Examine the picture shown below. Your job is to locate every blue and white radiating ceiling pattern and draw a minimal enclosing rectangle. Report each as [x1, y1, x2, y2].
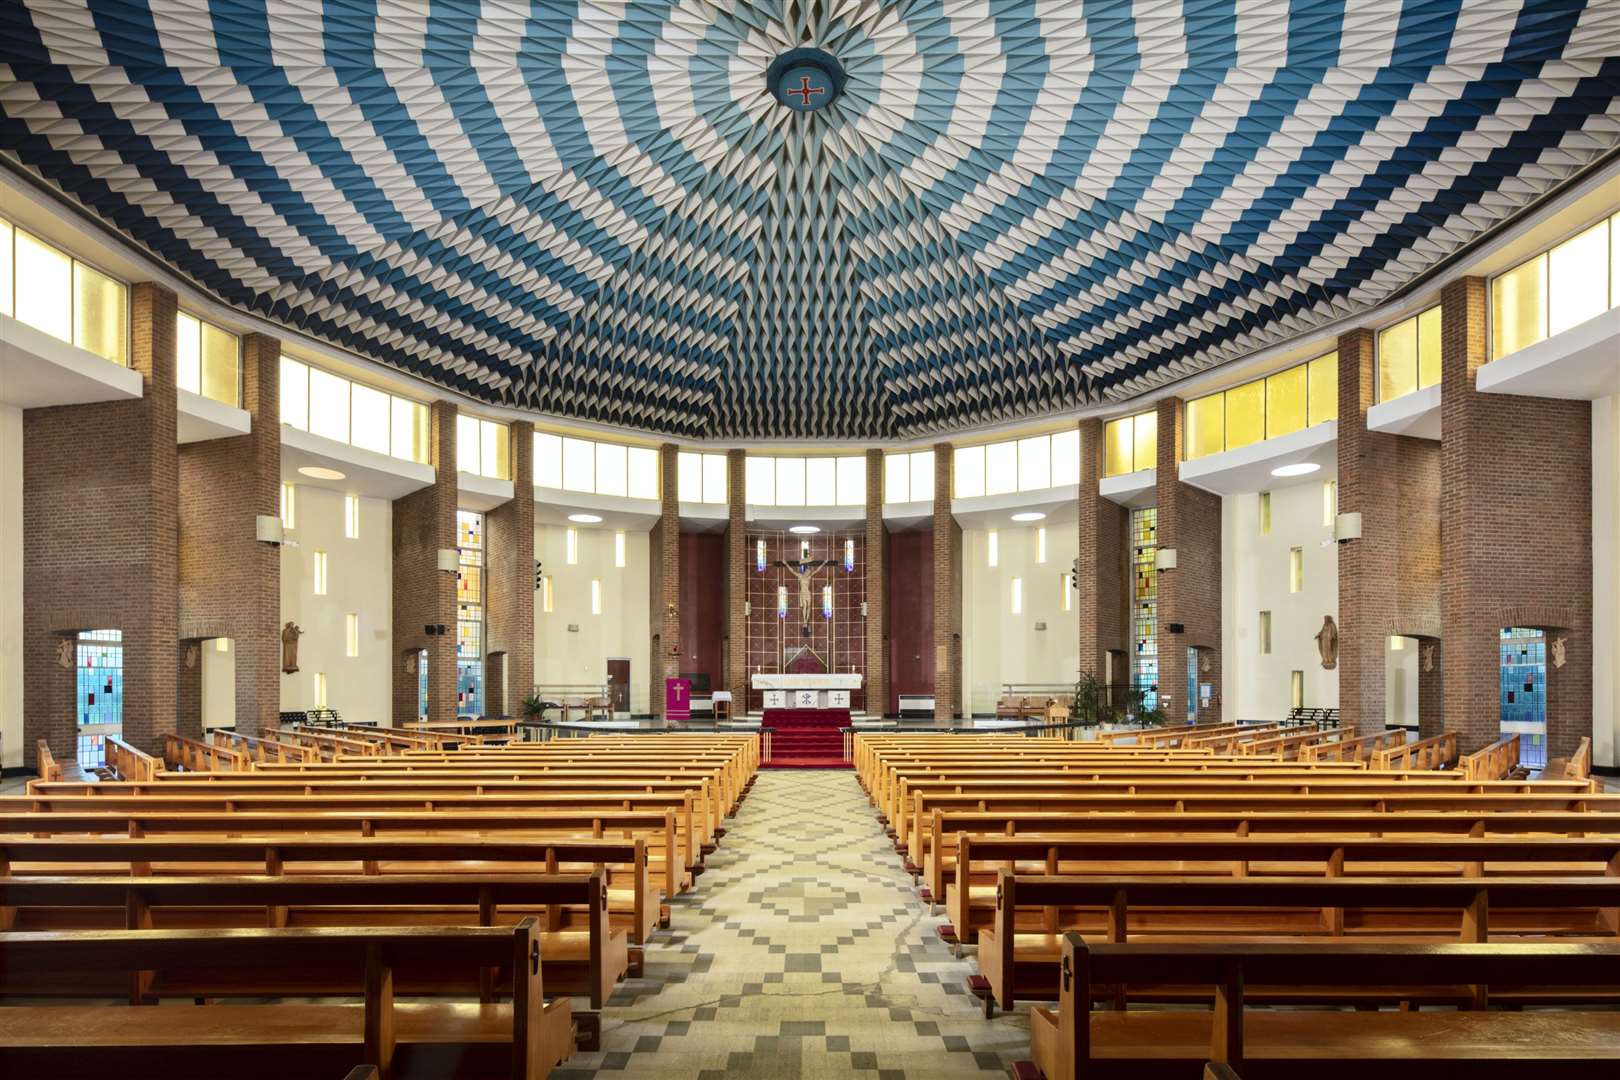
[2, 1, 1618, 439]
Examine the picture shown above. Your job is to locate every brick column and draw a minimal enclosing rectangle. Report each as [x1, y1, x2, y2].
[485, 419, 534, 717]
[392, 400, 458, 724]
[24, 281, 180, 758]
[1155, 398, 1221, 724]
[176, 331, 281, 736]
[650, 444, 681, 718]
[1336, 328, 1443, 735]
[863, 449, 888, 717]
[1077, 418, 1126, 681]
[931, 443, 962, 721]
[724, 449, 748, 708]
[1440, 276, 1591, 756]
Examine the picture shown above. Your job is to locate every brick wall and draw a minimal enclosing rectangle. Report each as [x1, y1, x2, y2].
[24, 282, 180, 758]
[864, 449, 888, 716]
[725, 449, 748, 706]
[1336, 328, 1444, 735]
[391, 400, 457, 724]
[484, 419, 534, 717]
[932, 443, 962, 720]
[1154, 397, 1222, 724]
[176, 331, 281, 736]
[649, 443, 680, 717]
[1440, 276, 1592, 756]
[1077, 418, 1126, 679]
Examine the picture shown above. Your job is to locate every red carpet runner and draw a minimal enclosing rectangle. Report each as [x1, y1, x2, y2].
[760, 708, 852, 769]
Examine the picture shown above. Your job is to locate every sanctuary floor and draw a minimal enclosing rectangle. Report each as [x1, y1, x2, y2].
[553, 769, 1028, 1078]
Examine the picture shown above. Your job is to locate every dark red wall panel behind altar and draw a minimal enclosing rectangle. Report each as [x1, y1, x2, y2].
[744, 531, 867, 712]
[678, 532, 726, 693]
[887, 527, 935, 715]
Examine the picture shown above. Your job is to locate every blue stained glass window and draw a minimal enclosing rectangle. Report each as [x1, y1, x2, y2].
[1130, 509, 1159, 710]
[1499, 627, 1547, 769]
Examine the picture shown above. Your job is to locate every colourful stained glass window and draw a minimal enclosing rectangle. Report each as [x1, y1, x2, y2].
[1130, 508, 1158, 709]
[822, 585, 833, 619]
[756, 539, 767, 573]
[1500, 627, 1547, 769]
[455, 511, 484, 716]
[777, 586, 788, 619]
[843, 538, 855, 572]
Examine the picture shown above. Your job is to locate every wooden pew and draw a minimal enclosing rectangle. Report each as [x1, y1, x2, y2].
[0, 805, 688, 906]
[34, 739, 63, 783]
[163, 731, 252, 773]
[1461, 733, 1521, 780]
[212, 728, 319, 763]
[1546, 736, 1594, 781]
[104, 735, 158, 782]
[1370, 730, 1458, 771]
[0, 870, 627, 1011]
[921, 808, 1620, 911]
[0, 919, 571, 1079]
[946, 833, 1620, 949]
[1299, 729, 1404, 764]
[976, 872, 1620, 1016]
[1032, 934, 1620, 1080]
[0, 834, 658, 947]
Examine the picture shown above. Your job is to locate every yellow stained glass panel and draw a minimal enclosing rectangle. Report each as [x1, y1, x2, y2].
[1548, 220, 1609, 337]
[14, 229, 71, 342]
[72, 261, 128, 367]
[392, 397, 430, 463]
[1379, 317, 1418, 402]
[1612, 210, 1620, 310]
[1491, 254, 1546, 360]
[1133, 410, 1157, 471]
[1224, 380, 1265, 451]
[1185, 394, 1225, 460]
[0, 220, 12, 318]
[199, 320, 238, 405]
[1264, 364, 1307, 439]
[1104, 417, 1135, 477]
[1416, 307, 1442, 389]
[1307, 352, 1338, 425]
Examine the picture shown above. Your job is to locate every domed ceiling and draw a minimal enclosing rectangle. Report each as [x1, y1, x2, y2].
[2, 1, 1617, 440]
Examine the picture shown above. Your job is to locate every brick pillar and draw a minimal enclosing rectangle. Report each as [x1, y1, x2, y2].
[24, 281, 179, 758]
[392, 401, 458, 724]
[650, 444, 681, 718]
[725, 449, 748, 708]
[932, 443, 962, 721]
[864, 449, 888, 717]
[177, 331, 281, 737]
[1440, 276, 1591, 756]
[1155, 398, 1221, 725]
[1077, 418, 1126, 680]
[485, 419, 534, 717]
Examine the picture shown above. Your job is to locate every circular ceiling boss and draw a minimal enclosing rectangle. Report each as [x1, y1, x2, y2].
[766, 48, 846, 113]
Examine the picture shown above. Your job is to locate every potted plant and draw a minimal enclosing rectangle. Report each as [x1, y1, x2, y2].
[520, 693, 548, 722]
[1070, 672, 1109, 729]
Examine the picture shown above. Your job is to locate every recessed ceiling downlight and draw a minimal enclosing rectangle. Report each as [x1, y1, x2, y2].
[297, 466, 346, 481]
[1010, 512, 1046, 523]
[567, 513, 604, 524]
[789, 525, 820, 534]
[1270, 462, 1321, 478]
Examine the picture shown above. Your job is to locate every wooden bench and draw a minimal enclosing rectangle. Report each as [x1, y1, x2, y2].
[105, 734, 158, 782]
[0, 833, 658, 947]
[34, 739, 63, 783]
[1370, 730, 1458, 771]
[0, 919, 571, 1079]
[163, 731, 252, 773]
[946, 833, 1620, 950]
[0, 870, 627, 1011]
[1546, 736, 1594, 781]
[1029, 934, 1620, 1080]
[1298, 729, 1405, 764]
[1461, 733, 1521, 780]
[920, 808, 1620, 912]
[976, 872, 1620, 1016]
[212, 727, 320, 763]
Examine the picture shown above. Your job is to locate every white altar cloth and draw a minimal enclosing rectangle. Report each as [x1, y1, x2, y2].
[750, 673, 862, 690]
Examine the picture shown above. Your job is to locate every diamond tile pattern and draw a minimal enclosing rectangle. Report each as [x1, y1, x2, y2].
[553, 770, 1026, 1078]
[1, 2, 1617, 438]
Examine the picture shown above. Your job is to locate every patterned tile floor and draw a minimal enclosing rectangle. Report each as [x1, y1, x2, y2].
[552, 769, 1029, 1078]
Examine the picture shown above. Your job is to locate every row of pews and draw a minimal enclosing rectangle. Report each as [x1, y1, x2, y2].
[854, 727, 1617, 1079]
[4, 730, 759, 1079]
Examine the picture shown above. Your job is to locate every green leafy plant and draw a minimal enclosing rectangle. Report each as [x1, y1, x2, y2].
[520, 693, 547, 719]
[1070, 672, 1112, 728]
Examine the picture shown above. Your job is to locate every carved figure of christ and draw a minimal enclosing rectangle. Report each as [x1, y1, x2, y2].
[774, 558, 834, 631]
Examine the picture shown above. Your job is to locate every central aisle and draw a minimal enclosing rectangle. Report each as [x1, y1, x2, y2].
[554, 770, 1027, 1078]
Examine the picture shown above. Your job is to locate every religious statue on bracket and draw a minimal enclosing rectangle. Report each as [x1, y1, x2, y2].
[1552, 636, 1567, 669]
[1421, 643, 1436, 673]
[280, 621, 303, 674]
[403, 651, 418, 676]
[55, 637, 74, 669]
[1315, 615, 1339, 670]
[184, 643, 199, 670]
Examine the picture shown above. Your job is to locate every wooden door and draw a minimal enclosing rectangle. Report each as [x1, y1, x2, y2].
[607, 658, 630, 714]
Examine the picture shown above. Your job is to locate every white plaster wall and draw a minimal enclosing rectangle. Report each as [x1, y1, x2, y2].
[535, 524, 651, 714]
[1385, 637, 1421, 727]
[1593, 395, 1619, 768]
[0, 405, 21, 769]
[278, 485, 393, 722]
[961, 525, 1080, 716]
[1220, 476, 1339, 722]
[201, 638, 235, 729]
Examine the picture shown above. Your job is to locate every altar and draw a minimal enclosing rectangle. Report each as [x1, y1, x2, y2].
[752, 672, 862, 710]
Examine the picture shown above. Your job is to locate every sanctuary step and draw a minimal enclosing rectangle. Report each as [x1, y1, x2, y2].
[761, 708, 852, 769]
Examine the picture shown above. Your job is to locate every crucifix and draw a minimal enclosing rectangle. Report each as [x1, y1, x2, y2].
[774, 555, 835, 635]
